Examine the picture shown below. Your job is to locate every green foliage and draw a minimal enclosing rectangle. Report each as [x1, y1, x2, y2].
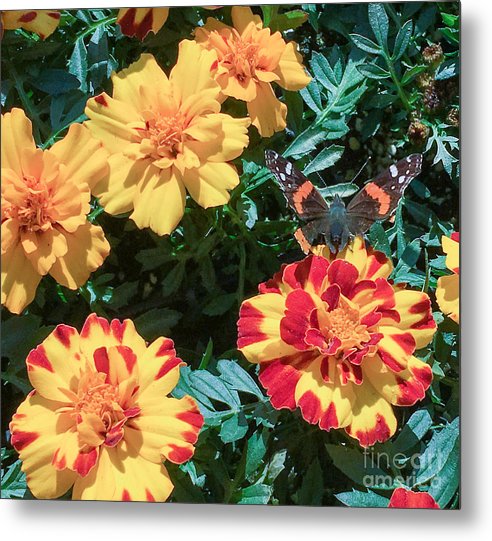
[1, 2, 459, 507]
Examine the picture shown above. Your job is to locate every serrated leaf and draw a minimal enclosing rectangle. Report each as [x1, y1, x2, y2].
[391, 410, 433, 453]
[435, 59, 458, 81]
[245, 430, 268, 479]
[284, 125, 329, 158]
[299, 80, 323, 113]
[310, 51, 337, 90]
[216, 360, 264, 399]
[336, 489, 389, 508]
[303, 145, 344, 175]
[236, 483, 272, 504]
[219, 411, 249, 443]
[189, 371, 240, 408]
[69, 38, 88, 92]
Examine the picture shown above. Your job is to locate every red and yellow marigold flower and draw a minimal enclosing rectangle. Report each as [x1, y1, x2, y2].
[9, 313, 204, 501]
[85, 40, 250, 236]
[117, 7, 169, 40]
[237, 238, 436, 447]
[388, 488, 440, 509]
[194, 6, 311, 137]
[1, 10, 60, 39]
[1, 108, 110, 314]
[436, 232, 459, 323]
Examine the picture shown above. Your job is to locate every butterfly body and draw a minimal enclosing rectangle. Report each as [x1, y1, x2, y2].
[265, 150, 423, 253]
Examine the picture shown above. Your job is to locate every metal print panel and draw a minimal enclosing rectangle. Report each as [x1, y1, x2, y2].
[0, 2, 460, 508]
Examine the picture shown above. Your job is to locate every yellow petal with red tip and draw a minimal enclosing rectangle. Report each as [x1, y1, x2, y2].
[9, 391, 77, 499]
[393, 289, 437, 348]
[442, 234, 459, 273]
[2, 10, 60, 39]
[117, 8, 169, 40]
[247, 82, 287, 137]
[345, 380, 397, 447]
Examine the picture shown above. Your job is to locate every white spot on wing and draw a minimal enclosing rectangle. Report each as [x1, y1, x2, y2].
[280, 173, 286, 181]
[390, 164, 398, 177]
[398, 176, 406, 184]
[286, 163, 293, 175]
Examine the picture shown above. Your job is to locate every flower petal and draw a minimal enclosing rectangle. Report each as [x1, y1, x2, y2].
[2, 10, 60, 39]
[117, 8, 169, 40]
[21, 227, 68, 276]
[1, 241, 41, 314]
[26, 323, 83, 402]
[436, 274, 459, 323]
[48, 223, 110, 290]
[393, 290, 437, 347]
[1, 108, 36, 177]
[274, 41, 311, 90]
[9, 391, 77, 499]
[231, 6, 263, 33]
[388, 488, 440, 509]
[48, 123, 109, 190]
[130, 167, 186, 235]
[181, 162, 239, 208]
[247, 82, 287, 137]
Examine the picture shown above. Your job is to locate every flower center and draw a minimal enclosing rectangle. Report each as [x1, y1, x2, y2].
[15, 176, 54, 231]
[224, 31, 260, 82]
[323, 303, 366, 345]
[138, 110, 189, 160]
[74, 372, 121, 430]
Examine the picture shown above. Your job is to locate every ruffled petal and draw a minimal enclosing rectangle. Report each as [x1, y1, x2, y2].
[247, 82, 287, 137]
[181, 162, 239, 208]
[9, 391, 77, 499]
[48, 223, 110, 290]
[231, 6, 263, 33]
[274, 41, 311, 90]
[393, 290, 437, 348]
[21, 227, 68, 276]
[1, 108, 36, 177]
[1, 241, 41, 314]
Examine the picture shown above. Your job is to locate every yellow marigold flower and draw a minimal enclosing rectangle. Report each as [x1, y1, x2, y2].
[436, 232, 459, 323]
[1, 10, 60, 39]
[237, 238, 436, 447]
[116, 7, 169, 40]
[195, 6, 311, 137]
[1, 109, 110, 314]
[85, 41, 250, 236]
[9, 313, 204, 501]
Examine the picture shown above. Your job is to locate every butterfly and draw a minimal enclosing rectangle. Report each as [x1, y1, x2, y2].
[265, 150, 423, 253]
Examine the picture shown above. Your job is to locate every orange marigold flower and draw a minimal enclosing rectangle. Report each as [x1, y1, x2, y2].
[1, 10, 60, 39]
[85, 41, 250, 236]
[436, 232, 459, 323]
[1, 108, 110, 314]
[194, 6, 311, 137]
[388, 488, 440, 509]
[237, 238, 436, 447]
[116, 7, 169, 40]
[9, 313, 204, 501]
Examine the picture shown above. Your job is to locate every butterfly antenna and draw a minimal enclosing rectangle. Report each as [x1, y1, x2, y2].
[350, 156, 371, 184]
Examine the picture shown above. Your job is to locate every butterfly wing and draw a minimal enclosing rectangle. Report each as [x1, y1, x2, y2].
[346, 154, 423, 235]
[265, 150, 329, 220]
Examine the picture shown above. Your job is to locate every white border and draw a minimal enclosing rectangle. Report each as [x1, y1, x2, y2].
[2, 0, 490, 538]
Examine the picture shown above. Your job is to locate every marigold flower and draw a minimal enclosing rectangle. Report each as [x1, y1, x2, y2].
[388, 488, 440, 509]
[117, 7, 169, 40]
[436, 232, 459, 323]
[9, 313, 204, 501]
[1, 109, 110, 314]
[85, 40, 250, 236]
[237, 238, 436, 447]
[194, 6, 311, 137]
[1, 10, 60, 39]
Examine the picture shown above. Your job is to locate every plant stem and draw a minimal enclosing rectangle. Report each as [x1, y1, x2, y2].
[384, 53, 412, 112]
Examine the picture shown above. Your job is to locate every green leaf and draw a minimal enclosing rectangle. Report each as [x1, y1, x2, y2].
[391, 410, 433, 453]
[401, 64, 428, 86]
[189, 370, 240, 408]
[216, 360, 264, 399]
[368, 3, 389, 49]
[435, 59, 458, 81]
[318, 182, 359, 199]
[284, 125, 329, 158]
[309, 51, 337, 90]
[30, 69, 80, 96]
[236, 483, 272, 504]
[161, 261, 186, 296]
[203, 293, 237, 316]
[69, 38, 88, 92]
[134, 308, 181, 340]
[0, 456, 27, 499]
[245, 430, 269, 479]
[368, 222, 391, 256]
[303, 145, 344, 175]
[297, 459, 324, 505]
[219, 411, 249, 443]
[336, 489, 389, 508]
[269, 10, 308, 32]
[299, 80, 323, 113]
[417, 418, 460, 508]
[357, 63, 391, 79]
[350, 33, 381, 55]
[392, 20, 413, 60]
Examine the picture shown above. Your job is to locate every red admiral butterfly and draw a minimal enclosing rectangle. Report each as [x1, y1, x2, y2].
[265, 150, 423, 253]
